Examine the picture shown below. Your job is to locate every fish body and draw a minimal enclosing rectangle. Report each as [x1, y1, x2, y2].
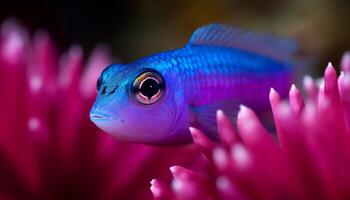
[90, 24, 296, 145]
[153, 46, 292, 109]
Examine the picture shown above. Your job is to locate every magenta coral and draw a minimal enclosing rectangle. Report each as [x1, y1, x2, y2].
[151, 53, 350, 200]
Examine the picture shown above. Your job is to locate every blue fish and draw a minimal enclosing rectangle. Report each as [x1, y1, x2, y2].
[90, 24, 297, 145]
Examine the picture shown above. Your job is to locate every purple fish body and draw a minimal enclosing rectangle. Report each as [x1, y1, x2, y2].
[90, 24, 296, 145]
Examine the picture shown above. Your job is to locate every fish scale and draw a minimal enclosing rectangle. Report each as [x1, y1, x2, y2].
[165, 45, 292, 110]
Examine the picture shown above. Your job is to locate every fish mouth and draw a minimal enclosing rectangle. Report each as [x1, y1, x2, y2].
[90, 111, 114, 123]
[90, 109, 123, 134]
[90, 113, 106, 120]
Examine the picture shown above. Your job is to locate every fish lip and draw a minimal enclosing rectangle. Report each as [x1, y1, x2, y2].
[90, 111, 114, 122]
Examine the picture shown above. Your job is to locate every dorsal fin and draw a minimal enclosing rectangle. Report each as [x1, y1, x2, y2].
[187, 23, 298, 62]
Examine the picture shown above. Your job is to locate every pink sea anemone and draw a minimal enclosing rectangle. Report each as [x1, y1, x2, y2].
[0, 20, 204, 200]
[151, 53, 350, 200]
[3, 18, 350, 200]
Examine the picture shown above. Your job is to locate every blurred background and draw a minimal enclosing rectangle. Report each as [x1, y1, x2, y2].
[1, 0, 349, 76]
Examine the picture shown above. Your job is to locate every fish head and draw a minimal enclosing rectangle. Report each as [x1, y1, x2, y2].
[90, 60, 190, 145]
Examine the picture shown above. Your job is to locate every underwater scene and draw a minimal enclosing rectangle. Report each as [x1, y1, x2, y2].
[0, 0, 350, 199]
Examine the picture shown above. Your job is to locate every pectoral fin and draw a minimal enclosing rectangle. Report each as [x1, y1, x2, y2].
[190, 100, 239, 140]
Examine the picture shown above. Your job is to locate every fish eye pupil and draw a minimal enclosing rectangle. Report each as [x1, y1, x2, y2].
[140, 78, 160, 99]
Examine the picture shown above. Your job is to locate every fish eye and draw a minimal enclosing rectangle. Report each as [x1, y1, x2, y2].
[133, 70, 165, 105]
[97, 64, 115, 91]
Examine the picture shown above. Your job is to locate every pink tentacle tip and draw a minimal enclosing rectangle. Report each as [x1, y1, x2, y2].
[341, 71, 350, 84]
[189, 127, 200, 140]
[269, 87, 280, 102]
[189, 126, 215, 150]
[290, 84, 297, 93]
[216, 109, 225, 120]
[289, 84, 304, 114]
[303, 75, 314, 89]
[324, 62, 337, 91]
[170, 166, 198, 184]
[216, 109, 238, 146]
[339, 71, 350, 100]
[215, 176, 231, 191]
[269, 87, 282, 113]
[238, 104, 248, 115]
[150, 179, 158, 186]
[237, 105, 257, 132]
[0, 24, 27, 66]
[341, 51, 350, 72]
[213, 147, 230, 170]
[66, 45, 83, 65]
[150, 179, 161, 196]
[150, 186, 160, 197]
[303, 75, 318, 101]
[230, 143, 252, 170]
[169, 166, 184, 179]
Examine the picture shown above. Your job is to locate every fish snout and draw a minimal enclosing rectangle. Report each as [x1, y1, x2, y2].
[90, 112, 109, 121]
[90, 105, 114, 123]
